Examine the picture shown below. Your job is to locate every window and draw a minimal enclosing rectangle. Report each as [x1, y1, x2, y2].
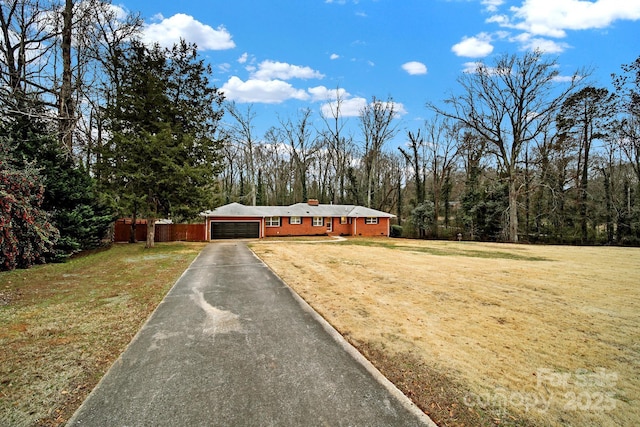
[312, 216, 323, 226]
[340, 216, 348, 224]
[365, 217, 378, 225]
[289, 216, 301, 225]
[265, 217, 280, 227]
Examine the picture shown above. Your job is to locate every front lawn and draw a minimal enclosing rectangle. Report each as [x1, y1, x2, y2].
[251, 238, 640, 427]
[0, 242, 206, 427]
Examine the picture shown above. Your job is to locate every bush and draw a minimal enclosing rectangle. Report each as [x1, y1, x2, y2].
[390, 224, 403, 238]
[0, 145, 59, 270]
[411, 202, 435, 238]
[3, 107, 115, 261]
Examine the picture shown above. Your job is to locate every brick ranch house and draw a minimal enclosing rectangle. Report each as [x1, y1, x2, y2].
[200, 199, 395, 239]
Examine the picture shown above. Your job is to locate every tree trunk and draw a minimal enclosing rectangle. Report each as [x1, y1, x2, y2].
[146, 217, 155, 248]
[366, 157, 374, 208]
[129, 210, 137, 243]
[580, 136, 591, 243]
[59, 0, 74, 152]
[603, 167, 613, 243]
[524, 149, 530, 239]
[443, 170, 451, 229]
[508, 177, 519, 243]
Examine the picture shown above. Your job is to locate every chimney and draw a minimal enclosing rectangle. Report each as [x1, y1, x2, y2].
[307, 199, 319, 206]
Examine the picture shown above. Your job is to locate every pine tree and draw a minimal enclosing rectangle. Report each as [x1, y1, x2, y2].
[100, 40, 225, 248]
[3, 96, 114, 262]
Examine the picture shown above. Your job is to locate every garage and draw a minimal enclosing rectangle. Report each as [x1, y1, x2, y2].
[211, 221, 260, 239]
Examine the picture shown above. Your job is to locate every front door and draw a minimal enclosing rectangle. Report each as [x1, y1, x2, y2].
[326, 218, 333, 233]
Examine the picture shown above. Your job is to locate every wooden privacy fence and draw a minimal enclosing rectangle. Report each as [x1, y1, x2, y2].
[114, 221, 206, 243]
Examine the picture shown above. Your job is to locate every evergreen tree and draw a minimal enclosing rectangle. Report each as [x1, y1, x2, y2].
[100, 40, 225, 248]
[2, 96, 114, 261]
[410, 201, 435, 238]
[556, 86, 617, 243]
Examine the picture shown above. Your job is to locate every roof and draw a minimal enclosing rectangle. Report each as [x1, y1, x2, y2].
[200, 202, 395, 218]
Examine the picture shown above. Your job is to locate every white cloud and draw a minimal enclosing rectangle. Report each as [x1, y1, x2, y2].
[220, 76, 309, 104]
[482, 0, 505, 12]
[385, 101, 408, 117]
[308, 86, 349, 102]
[320, 98, 407, 118]
[143, 14, 235, 50]
[499, 0, 640, 38]
[486, 14, 509, 26]
[104, 3, 128, 21]
[402, 61, 428, 75]
[462, 62, 483, 74]
[451, 33, 494, 57]
[251, 60, 325, 81]
[321, 97, 368, 118]
[512, 33, 570, 53]
[220, 58, 326, 104]
[553, 75, 578, 83]
[330, 53, 340, 60]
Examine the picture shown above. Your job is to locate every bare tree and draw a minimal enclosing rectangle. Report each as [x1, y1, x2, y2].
[280, 108, 319, 202]
[359, 96, 399, 208]
[425, 117, 460, 236]
[262, 127, 293, 205]
[401, 118, 460, 237]
[430, 51, 583, 242]
[399, 129, 426, 206]
[1, 0, 142, 160]
[58, 0, 74, 151]
[225, 102, 258, 205]
[320, 87, 355, 203]
[77, 1, 142, 172]
[613, 56, 640, 185]
[0, 0, 58, 108]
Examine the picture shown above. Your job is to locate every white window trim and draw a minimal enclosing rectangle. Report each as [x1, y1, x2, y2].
[265, 216, 281, 227]
[312, 216, 323, 227]
[365, 217, 378, 225]
[290, 216, 301, 225]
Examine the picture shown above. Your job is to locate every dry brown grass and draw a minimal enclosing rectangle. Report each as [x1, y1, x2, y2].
[0, 242, 206, 427]
[251, 238, 640, 427]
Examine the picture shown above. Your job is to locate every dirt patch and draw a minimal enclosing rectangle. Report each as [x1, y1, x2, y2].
[250, 238, 640, 427]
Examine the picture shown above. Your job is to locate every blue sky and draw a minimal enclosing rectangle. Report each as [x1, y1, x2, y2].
[119, 0, 640, 144]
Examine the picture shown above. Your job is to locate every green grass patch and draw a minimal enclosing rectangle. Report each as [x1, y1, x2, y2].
[0, 242, 206, 427]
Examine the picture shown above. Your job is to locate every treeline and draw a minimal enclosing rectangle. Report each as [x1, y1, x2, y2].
[1, 0, 224, 270]
[1, 2, 639, 270]
[220, 52, 640, 245]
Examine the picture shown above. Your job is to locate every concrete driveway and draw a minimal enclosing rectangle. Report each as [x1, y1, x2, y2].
[68, 242, 435, 426]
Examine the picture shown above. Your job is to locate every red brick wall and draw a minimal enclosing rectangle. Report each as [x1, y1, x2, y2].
[352, 217, 390, 237]
[264, 216, 328, 237]
[329, 217, 352, 236]
[205, 215, 391, 239]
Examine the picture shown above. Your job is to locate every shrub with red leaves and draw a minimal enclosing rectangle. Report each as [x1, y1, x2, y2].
[0, 146, 59, 271]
